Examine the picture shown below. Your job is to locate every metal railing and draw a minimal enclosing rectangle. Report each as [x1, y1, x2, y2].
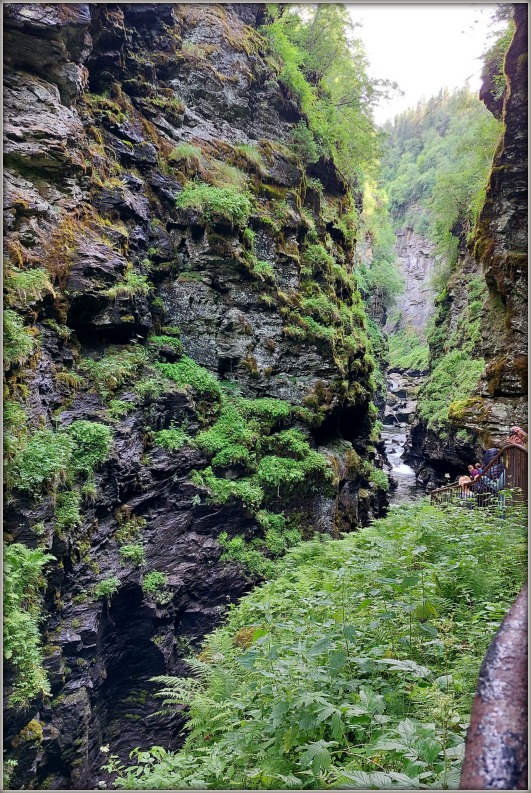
[429, 443, 528, 507]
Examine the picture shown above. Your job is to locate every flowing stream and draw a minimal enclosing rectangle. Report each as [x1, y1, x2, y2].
[381, 373, 426, 504]
[381, 424, 424, 504]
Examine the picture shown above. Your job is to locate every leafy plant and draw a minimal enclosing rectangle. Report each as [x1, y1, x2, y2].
[93, 577, 120, 600]
[152, 427, 190, 452]
[4, 267, 56, 307]
[142, 571, 171, 605]
[192, 467, 264, 511]
[111, 500, 526, 790]
[3, 543, 55, 706]
[79, 345, 148, 400]
[388, 328, 430, 371]
[54, 489, 82, 533]
[3, 309, 36, 369]
[119, 544, 146, 567]
[66, 421, 113, 475]
[368, 466, 390, 492]
[168, 143, 203, 168]
[175, 183, 252, 227]
[156, 357, 222, 400]
[105, 270, 152, 300]
[417, 350, 485, 430]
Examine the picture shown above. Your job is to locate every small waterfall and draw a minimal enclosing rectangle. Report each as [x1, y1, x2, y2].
[381, 373, 425, 504]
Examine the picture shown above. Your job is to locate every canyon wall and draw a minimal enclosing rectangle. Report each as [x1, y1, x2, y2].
[406, 4, 527, 482]
[385, 226, 436, 339]
[3, 4, 387, 788]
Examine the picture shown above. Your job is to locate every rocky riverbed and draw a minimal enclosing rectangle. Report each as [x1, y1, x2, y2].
[381, 371, 426, 503]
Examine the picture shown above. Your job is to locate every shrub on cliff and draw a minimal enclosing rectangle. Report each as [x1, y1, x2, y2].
[3, 309, 35, 369]
[4, 543, 55, 707]
[175, 183, 252, 227]
[9, 421, 112, 494]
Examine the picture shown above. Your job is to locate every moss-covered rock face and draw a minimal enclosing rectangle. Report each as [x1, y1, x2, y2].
[472, 3, 528, 438]
[405, 6, 528, 482]
[3, 4, 385, 788]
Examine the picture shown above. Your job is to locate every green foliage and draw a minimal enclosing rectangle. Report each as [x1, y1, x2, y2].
[382, 86, 502, 264]
[114, 514, 147, 545]
[388, 328, 430, 371]
[160, 325, 181, 338]
[3, 543, 55, 706]
[195, 401, 255, 464]
[261, 5, 391, 184]
[107, 399, 135, 421]
[239, 398, 291, 429]
[119, 544, 146, 567]
[4, 267, 55, 308]
[9, 421, 111, 495]
[67, 421, 113, 474]
[152, 427, 190, 452]
[10, 429, 74, 493]
[192, 468, 264, 512]
[206, 160, 249, 191]
[301, 244, 334, 277]
[3, 400, 30, 471]
[256, 452, 331, 496]
[111, 501, 526, 789]
[156, 357, 222, 400]
[233, 143, 267, 175]
[168, 143, 203, 167]
[80, 345, 148, 400]
[290, 121, 321, 165]
[142, 571, 171, 605]
[105, 270, 152, 300]
[93, 577, 120, 600]
[218, 532, 275, 578]
[368, 466, 390, 492]
[148, 335, 184, 354]
[54, 489, 82, 533]
[176, 183, 252, 227]
[481, 11, 515, 103]
[3, 309, 35, 369]
[417, 350, 485, 430]
[356, 182, 404, 312]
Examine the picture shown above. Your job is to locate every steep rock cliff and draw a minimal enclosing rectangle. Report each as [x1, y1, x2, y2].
[3, 4, 385, 788]
[405, 5, 527, 482]
[464, 2, 528, 440]
[385, 226, 436, 339]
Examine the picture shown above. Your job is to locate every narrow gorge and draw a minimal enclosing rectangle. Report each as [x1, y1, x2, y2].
[3, 3, 527, 790]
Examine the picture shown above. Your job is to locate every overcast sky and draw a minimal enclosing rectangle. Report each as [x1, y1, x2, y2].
[346, 3, 499, 125]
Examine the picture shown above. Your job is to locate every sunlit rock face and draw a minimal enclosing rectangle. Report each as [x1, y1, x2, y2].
[3, 4, 386, 788]
[386, 226, 436, 339]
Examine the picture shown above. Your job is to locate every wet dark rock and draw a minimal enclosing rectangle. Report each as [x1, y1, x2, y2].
[2, 3, 389, 788]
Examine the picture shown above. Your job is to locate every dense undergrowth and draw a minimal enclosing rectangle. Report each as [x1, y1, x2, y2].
[105, 500, 526, 789]
[387, 329, 429, 372]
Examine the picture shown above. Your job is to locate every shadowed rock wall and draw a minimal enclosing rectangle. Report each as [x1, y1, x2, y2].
[3, 4, 386, 788]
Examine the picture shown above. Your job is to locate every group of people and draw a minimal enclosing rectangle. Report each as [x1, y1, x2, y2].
[457, 426, 527, 500]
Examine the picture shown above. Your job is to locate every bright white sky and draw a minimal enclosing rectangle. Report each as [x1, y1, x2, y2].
[346, 3, 499, 125]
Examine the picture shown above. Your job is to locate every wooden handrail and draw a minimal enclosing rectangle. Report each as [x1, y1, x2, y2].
[430, 443, 528, 506]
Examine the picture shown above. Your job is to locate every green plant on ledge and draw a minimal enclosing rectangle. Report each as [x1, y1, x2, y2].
[105, 270, 152, 301]
[93, 577, 120, 601]
[152, 427, 190, 452]
[141, 571, 172, 605]
[119, 544, 146, 568]
[175, 183, 252, 227]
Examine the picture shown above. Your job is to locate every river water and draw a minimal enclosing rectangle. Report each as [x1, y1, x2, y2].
[381, 424, 425, 505]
